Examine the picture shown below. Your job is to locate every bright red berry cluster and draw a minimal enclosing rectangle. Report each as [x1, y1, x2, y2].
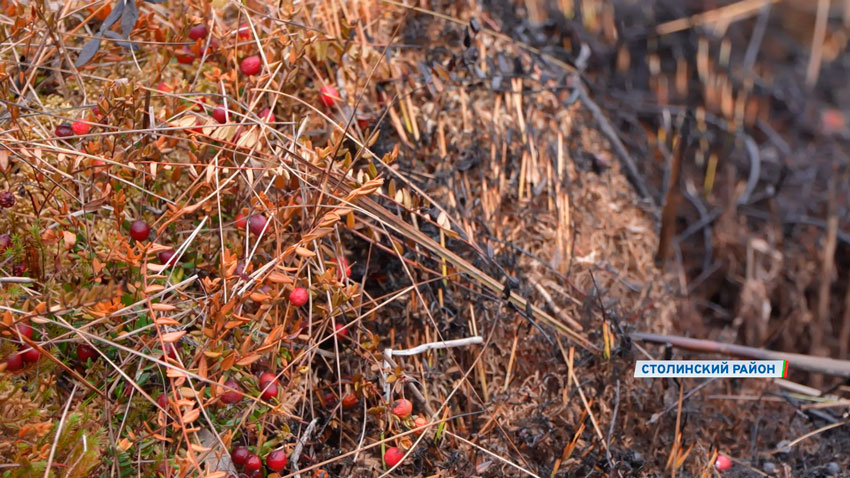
[229, 442, 288, 475]
[259, 370, 279, 401]
[234, 213, 268, 236]
[230, 445, 268, 477]
[4, 321, 39, 372]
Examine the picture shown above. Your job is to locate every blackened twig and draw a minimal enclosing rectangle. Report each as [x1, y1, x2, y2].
[575, 75, 653, 202]
[647, 378, 718, 425]
[682, 184, 714, 274]
[737, 135, 761, 205]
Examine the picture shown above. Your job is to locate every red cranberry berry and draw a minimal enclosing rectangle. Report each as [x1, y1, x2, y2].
[334, 322, 348, 338]
[341, 393, 358, 408]
[266, 449, 287, 472]
[235, 213, 248, 229]
[72, 120, 91, 135]
[237, 23, 250, 39]
[158, 249, 177, 265]
[77, 343, 97, 362]
[21, 347, 40, 363]
[244, 454, 262, 472]
[715, 454, 732, 471]
[319, 85, 339, 108]
[157, 392, 168, 409]
[384, 447, 404, 468]
[231, 446, 250, 466]
[391, 398, 413, 418]
[333, 257, 351, 279]
[16, 322, 34, 340]
[259, 371, 277, 386]
[129, 220, 150, 241]
[176, 47, 195, 64]
[413, 416, 428, 432]
[356, 113, 372, 130]
[5, 353, 23, 371]
[221, 378, 243, 404]
[188, 24, 208, 40]
[0, 191, 16, 208]
[260, 381, 278, 401]
[248, 214, 267, 236]
[258, 107, 274, 123]
[289, 287, 308, 307]
[162, 342, 178, 360]
[192, 97, 207, 112]
[240, 56, 261, 76]
[188, 118, 205, 134]
[56, 123, 75, 137]
[213, 106, 229, 124]
[12, 264, 26, 276]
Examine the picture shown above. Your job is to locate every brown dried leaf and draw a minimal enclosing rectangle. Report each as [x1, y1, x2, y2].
[182, 407, 201, 424]
[62, 231, 76, 250]
[151, 303, 178, 311]
[267, 272, 293, 284]
[145, 284, 166, 293]
[235, 354, 262, 367]
[190, 443, 211, 453]
[295, 246, 315, 257]
[161, 330, 186, 343]
[220, 353, 236, 371]
[167, 367, 188, 378]
[302, 227, 333, 243]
